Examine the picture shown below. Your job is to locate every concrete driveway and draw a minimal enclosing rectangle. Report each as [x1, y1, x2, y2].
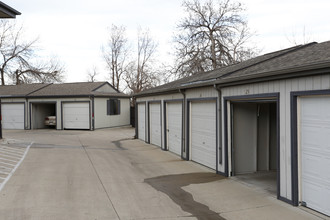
[0, 127, 326, 220]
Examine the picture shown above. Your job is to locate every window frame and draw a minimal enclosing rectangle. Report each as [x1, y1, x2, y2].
[107, 98, 121, 115]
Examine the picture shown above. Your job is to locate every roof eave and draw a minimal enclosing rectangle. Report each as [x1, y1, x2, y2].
[1, 94, 131, 99]
[0, 95, 26, 98]
[0, 2, 21, 18]
[133, 89, 181, 98]
[133, 81, 219, 98]
[216, 62, 330, 88]
[93, 94, 131, 98]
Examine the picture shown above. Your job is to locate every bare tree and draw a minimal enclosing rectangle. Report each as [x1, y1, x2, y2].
[13, 57, 64, 85]
[102, 24, 129, 91]
[173, 0, 257, 77]
[124, 28, 159, 94]
[0, 20, 65, 85]
[286, 26, 313, 46]
[86, 66, 99, 82]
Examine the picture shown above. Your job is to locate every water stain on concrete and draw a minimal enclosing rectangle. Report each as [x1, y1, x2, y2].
[111, 138, 133, 150]
[144, 172, 226, 220]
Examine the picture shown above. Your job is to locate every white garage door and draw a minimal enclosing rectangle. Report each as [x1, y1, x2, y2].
[149, 103, 161, 147]
[63, 102, 90, 129]
[190, 101, 216, 170]
[1, 103, 25, 129]
[166, 102, 182, 156]
[138, 103, 146, 141]
[300, 96, 330, 216]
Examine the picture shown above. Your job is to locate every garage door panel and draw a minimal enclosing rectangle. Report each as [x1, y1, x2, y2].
[69, 108, 89, 115]
[190, 101, 216, 170]
[301, 125, 330, 151]
[167, 102, 182, 155]
[138, 104, 146, 141]
[63, 103, 90, 129]
[302, 181, 323, 207]
[149, 103, 161, 147]
[323, 154, 330, 183]
[300, 96, 330, 216]
[2, 103, 25, 129]
[302, 153, 323, 180]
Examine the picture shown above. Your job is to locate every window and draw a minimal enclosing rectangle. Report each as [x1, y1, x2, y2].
[107, 99, 120, 115]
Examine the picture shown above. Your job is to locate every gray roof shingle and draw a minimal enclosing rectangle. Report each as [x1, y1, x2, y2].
[135, 41, 330, 96]
[0, 83, 50, 97]
[217, 42, 330, 84]
[28, 82, 108, 97]
[0, 82, 129, 98]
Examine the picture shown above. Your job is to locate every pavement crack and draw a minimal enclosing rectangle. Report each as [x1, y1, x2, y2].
[220, 204, 271, 214]
[78, 137, 121, 220]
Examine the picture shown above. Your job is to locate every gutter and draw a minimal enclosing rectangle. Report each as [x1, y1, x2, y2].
[0, 98, 2, 139]
[133, 89, 180, 98]
[91, 95, 95, 131]
[214, 84, 222, 167]
[0, 2, 21, 18]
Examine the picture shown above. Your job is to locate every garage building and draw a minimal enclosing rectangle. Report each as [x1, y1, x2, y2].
[0, 82, 130, 130]
[134, 40, 330, 217]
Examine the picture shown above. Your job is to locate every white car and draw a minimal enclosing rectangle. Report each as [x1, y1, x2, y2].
[45, 116, 56, 126]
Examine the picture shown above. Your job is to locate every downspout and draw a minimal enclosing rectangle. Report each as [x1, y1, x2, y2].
[179, 89, 187, 160]
[91, 96, 95, 131]
[134, 97, 138, 139]
[214, 84, 223, 169]
[0, 99, 2, 139]
[26, 97, 28, 130]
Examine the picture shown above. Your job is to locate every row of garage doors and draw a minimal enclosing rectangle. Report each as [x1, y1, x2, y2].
[137, 100, 217, 170]
[1, 102, 90, 130]
[138, 96, 330, 216]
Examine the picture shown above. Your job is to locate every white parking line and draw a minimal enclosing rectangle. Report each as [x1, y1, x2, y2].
[0, 142, 33, 192]
[0, 157, 20, 163]
[0, 147, 25, 154]
[0, 161, 15, 166]
[0, 170, 10, 175]
[0, 149, 25, 156]
[0, 153, 22, 160]
[0, 166, 11, 170]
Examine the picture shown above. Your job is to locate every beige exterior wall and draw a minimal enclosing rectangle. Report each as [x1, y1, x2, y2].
[186, 86, 218, 99]
[94, 97, 130, 129]
[94, 83, 117, 93]
[136, 93, 183, 102]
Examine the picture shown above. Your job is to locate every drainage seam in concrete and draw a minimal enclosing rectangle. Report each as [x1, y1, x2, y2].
[79, 138, 121, 220]
[219, 204, 271, 214]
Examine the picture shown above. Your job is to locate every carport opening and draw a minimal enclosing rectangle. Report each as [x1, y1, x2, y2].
[231, 102, 277, 195]
[31, 103, 56, 129]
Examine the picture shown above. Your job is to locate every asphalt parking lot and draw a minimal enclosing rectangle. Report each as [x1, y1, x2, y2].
[0, 127, 326, 220]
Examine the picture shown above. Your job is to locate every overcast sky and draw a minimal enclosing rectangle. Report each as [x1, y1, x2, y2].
[8, 0, 330, 83]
